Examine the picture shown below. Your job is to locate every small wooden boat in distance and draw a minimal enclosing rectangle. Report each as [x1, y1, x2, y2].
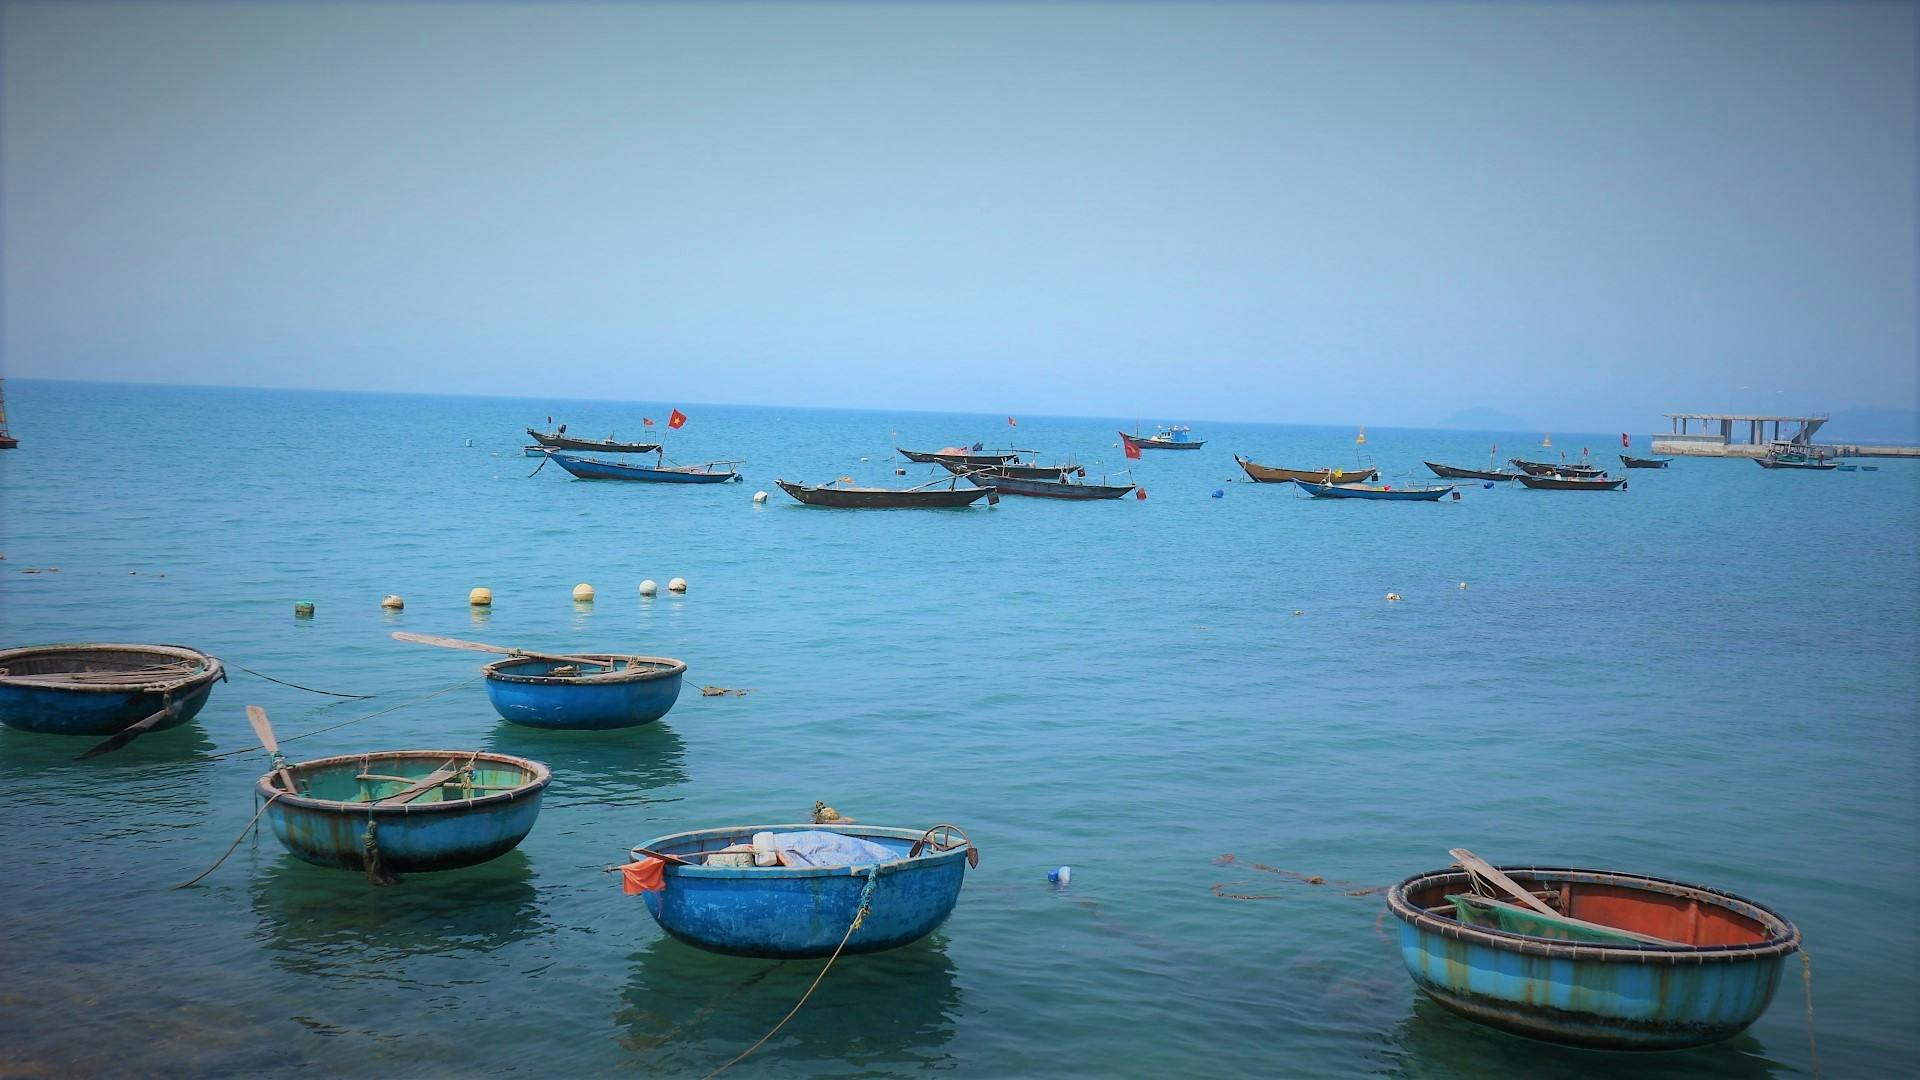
[259, 749, 551, 875]
[776, 478, 993, 509]
[956, 470, 1133, 500]
[629, 823, 978, 957]
[527, 428, 662, 454]
[0, 644, 224, 735]
[1120, 425, 1204, 450]
[1511, 458, 1605, 477]
[1237, 455, 1380, 483]
[1755, 455, 1837, 471]
[897, 446, 1022, 465]
[1424, 461, 1521, 481]
[935, 459, 1081, 481]
[1515, 473, 1627, 490]
[483, 654, 687, 729]
[1388, 861, 1800, 1050]
[1292, 479, 1455, 501]
[542, 450, 741, 484]
[1619, 455, 1672, 469]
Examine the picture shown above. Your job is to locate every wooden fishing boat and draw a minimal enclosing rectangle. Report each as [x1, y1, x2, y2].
[542, 450, 741, 484]
[1511, 458, 1605, 478]
[776, 478, 993, 509]
[1387, 862, 1800, 1050]
[483, 654, 687, 729]
[957, 471, 1133, 500]
[1619, 455, 1672, 469]
[258, 749, 550, 874]
[527, 428, 662, 454]
[934, 459, 1082, 481]
[0, 644, 224, 736]
[1755, 455, 1836, 471]
[522, 445, 547, 457]
[1120, 425, 1204, 450]
[0, 378, 16, 448]
[1237, 455, 1380, 483]
[897, 446, 1021, 465]
[1292, 479, 1454, 501]
[1424, 461, 1520, 481]
[629, 823, 978, 958]
[1516, 473, 1627, 490]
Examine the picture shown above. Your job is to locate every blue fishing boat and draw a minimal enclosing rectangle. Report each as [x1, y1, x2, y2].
[1387, 862, 1800, 1050]
[483, 654, 686, 729]
[258, 749, 551, 876]
[541, 449, 741, 483]
[0, 644, 224, 736]
[1292, 479, 1455, 501]
[628, 823, 978, 958]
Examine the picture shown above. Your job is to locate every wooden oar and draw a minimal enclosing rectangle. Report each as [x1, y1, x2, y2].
[1450, 848, 1558, 917]
[248, 705, 302, 795]
[390, 631, 614, 669]
[76, 701, 177, 760]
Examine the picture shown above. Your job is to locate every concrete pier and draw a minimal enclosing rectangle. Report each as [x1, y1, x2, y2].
[1650, 412, 1917, 458]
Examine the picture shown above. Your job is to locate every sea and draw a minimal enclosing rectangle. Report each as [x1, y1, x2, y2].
[0, 379, 1914, 1078]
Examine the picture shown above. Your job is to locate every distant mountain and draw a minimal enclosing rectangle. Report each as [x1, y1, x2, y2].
[1823, 407, 1920, 445]
[1433, 407, 1531, 432]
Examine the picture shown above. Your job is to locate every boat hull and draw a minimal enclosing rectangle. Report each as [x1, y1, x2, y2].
[1238, 456, 1380, 483]
[545, 451, 738, 483]
[1388, 866, 1798, 1051]
[483, 656, 686, 729]
[1516, 474, 1628, 490]
[636, 824, 973, 958]
[1755, 458, 1836, 471]
[1511, 458, 1604, 477]
[1292, 480, 1453, 501]
[935, 459, 1079, 480]
[527, 429, 661, 453]
[777, 479, 990, 508]
[898, 447, 1018, 465]
[1424, 461, 1519, 481]
[1121, 430, 1204, 450]
[1619, 456, 1671, 469]
[963, 473, 1132, 499]
[0, 644, 224, 735]
[260, 750, 550, 874]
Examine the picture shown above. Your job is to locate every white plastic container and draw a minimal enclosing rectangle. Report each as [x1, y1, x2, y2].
[752, 831, 780, 867]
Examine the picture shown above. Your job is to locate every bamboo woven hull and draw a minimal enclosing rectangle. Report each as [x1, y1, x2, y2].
[0, 644, 223, 735]
[483, 656, 686, 729]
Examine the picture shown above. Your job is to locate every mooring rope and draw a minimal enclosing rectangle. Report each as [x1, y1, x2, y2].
[173, 792, 284, 889]
[1802, 950, 1820, 1079]
[701, 867, 881, 1079]
[203, 677, 479, 761]
[233, 663, 377, 699]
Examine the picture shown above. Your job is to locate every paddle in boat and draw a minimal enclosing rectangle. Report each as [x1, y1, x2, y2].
[1511, 458, 1606, 478]
[1120, 424, 1204, 450]
[1236, 455, 1380, 483]
[1387, 848, 1800, 1051]
[776, 476, 995, 509]
[956, 469, 1134, 500]
[392, 632, 688, 729]
[897, 446, 1021, 466]
[622, 822, 979, 958]
[1292, 479, 1456, 501]
[0, 644, 225, 746]
[526, 427, 662, 454]
[1515, 473, 1628, 491]
[538, 449, 742, 484]
[1619, 455, 1672, 469]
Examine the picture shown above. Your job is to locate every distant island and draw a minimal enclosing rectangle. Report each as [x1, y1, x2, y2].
[1433, 407, 1531, 432]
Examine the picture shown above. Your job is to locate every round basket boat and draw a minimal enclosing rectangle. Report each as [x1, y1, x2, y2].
[482, 654, 686, 730]
[632, 823, 978, 958]
[1387, 866, 1800, 1050]
[0, 643, 224, 736]
[258, 749, 551, 874]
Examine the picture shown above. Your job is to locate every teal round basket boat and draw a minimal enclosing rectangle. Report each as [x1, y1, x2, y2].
[1387, 865, 1800, 1051]
[630, 823, 978, 958]
[258, 749, 550, 876]
[0, 643, 224, 736]
[482, 654, 686, 729]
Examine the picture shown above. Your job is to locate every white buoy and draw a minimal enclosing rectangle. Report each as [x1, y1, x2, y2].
[1386, 593, 1403, 602]
[667, 577, 688, 593]
[469, 587, 493, 606]
[1459, 582, 1468, 590]
[753, 490, 769, 504]
[639, 579, 658, 597]
[573, 583, 595, 602]
[381, 594, 404, 610]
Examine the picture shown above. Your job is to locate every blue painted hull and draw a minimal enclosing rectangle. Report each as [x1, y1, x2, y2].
[1293, 479, 1454, 501]
[484, 655, 686, 730]
[546, 451, 739, 483]
[635, 824, 974, 958]
[1388, 866, 1799, 1050]
[259, 750, 550, 874]
[0, 644, 223, 735]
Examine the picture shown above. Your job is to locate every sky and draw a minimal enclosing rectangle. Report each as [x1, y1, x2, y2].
[2, 1, 1914, 432]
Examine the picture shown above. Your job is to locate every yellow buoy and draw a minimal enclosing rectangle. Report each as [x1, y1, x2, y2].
[381, 594, 404, 610]
[668, 577, 688, 593]
[469, 587, 493, 606]
[572, 583, 595, 602]
[638, 579, 658, 597]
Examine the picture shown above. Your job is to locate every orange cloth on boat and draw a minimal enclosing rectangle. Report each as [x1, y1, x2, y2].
[620, 858, 667, 894]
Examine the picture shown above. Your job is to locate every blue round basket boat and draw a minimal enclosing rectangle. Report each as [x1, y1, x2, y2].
[482, 654, 686, 729]
[258, 749, 551, 876]
[631, 823, 978, 958]
[1387, 865, 1800, 1050]
[0, 643, 224, 736]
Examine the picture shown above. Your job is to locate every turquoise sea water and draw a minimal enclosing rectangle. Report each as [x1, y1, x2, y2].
[0, 379, 1914, 1078]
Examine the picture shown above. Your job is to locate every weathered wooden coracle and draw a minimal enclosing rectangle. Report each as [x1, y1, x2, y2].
[0, 644, 224, 736]
[1386, 859, 1800, 1050]
[482, 654, 687, 729]
[258, 749, 551, 876]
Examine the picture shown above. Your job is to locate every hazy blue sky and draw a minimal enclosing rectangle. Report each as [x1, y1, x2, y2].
[3, 1, 1914, 431]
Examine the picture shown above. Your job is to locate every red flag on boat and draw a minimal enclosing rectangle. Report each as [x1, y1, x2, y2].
[1135, 486, 1147, 500]
[1621, 432, 1630, 448]
[668, 409, 687, 429]
[643, 417, 655, 427]
[1123, 439, 1141, 460]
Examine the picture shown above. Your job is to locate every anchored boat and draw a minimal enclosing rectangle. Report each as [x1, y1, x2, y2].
[1515, 473, 1628, 491]
[259, 749, 551, 875]
[1424, 461, 1521, 481]
[1120, 425, 1204, 451]
[956, 470, 1133, 500]
[1619, 455, 1672, 469]
[627, 823, 979, 958]
[483, 654, 687, 729]
[540, 449, 741, 484]
[1236, 455, 1380, 483]
[527, 427, 662, 454]
[776, 478, 994, 509]
[1292, 479, 1455, 501]
[1755, 453, 1836, 471]
[1511, 458, 1605, 478]
[1387, 855, 1800, 1050]
[897, 446, 1021, 466]
[935, 459, 1083, 481]
[0, 644, 224, 736]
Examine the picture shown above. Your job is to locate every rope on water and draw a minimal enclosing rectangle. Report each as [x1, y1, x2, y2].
[233, 663, 377, 699]
[203, 677, 479, 761]
[701, 867, 881, 1080]
[1802, 950, 1820, 1079]
[173, 792, 284, 889]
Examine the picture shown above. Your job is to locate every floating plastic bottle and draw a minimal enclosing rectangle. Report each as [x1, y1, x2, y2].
[1048, 866, 1072, 886]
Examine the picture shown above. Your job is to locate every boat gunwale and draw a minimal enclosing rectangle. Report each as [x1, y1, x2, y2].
[632, 823, 972, 880]
[0, 643, 224, 695]
[1387, 866, 1800, 963]
[482, 655, 687, 685]
[544, 450, 739, 478]
[256, 749, 552, 815]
